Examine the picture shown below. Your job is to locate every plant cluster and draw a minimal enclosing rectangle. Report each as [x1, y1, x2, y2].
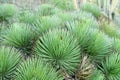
[0, 1, 120, 80]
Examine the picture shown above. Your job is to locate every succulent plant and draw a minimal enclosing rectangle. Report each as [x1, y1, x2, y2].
[0, 4, 18, 22]
[102, 53, 120, 80]
[80, 2, 101, 18]
[0, 46, 21, 80]
[34, 29, 81, 75]
[1, 23, 36, 56]
[15, 58, 63, 80]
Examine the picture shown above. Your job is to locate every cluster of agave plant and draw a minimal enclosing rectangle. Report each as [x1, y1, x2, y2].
[0, 0, 120, 80]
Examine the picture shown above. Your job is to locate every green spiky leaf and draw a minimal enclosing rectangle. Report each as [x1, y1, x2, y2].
[0, 3, 18, 21]
[50, 0, 74, 10]
[19, 10, 36, 24]
[35, 4, 61, 16]
[0, 46, 21, 80]
[112, 39, 120, 53]
[102, 53, 120, 80]
[15, 58, 63, 80]
[34, 29, 80, 74]
[1, 23, 36, 55]
[33, 15, 62, 35]
[80, 2, 101, 18]
[67, 21, 111, 61]
[88, 69, 104, 80]
[86, 31, 111, 61]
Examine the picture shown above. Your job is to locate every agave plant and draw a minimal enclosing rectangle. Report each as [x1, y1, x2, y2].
[86, 31, 111, 61]
[0, 3, 18, 22]
[34, 29, 81, 75]
[87, 69, 104, 80]
[101, 53, 120, 80]
[67, 21, 111, 62]
[1, 23, 36, 56]
[0, 46, 21, 80]
[33, 15, 62, 35]
[35, 4, 61, 16]
[50, 0, 74, 11]
[15, 58, 63, 80]
[112, 39, 120, 53]
[57, 12, 74, 23]
[68, 11, 99, 29]
[80, 2, 101, 18]
[18, 10, 36, 24]
[66, 20, 95, 51]
[99, 21, 120, 39]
